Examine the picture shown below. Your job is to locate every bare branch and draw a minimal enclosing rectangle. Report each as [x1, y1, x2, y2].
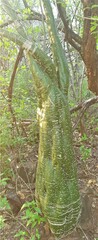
[0, 20, 14, 28]
[70, 96, 98, 130]
[0, 12, 44, 29]
[8, 48, 23, 101]
[22, 0, 28, 8]
[66, 38, 82, 55]
[70, 96, 98, 114]
[8, 47, 23, 133]
[56, 0, 83, 53]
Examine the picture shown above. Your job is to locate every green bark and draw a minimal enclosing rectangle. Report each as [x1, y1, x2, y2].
[28, 0, 81, 236]
[37, 93, 80, 236]
[29, 55, 81, 236]
[29, 0, 81, 236]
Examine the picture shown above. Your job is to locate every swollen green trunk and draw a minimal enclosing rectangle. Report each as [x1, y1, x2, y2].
[29, 54, 81, 236]
[28, 0, 81, 234]
[36, 86, 80, 236]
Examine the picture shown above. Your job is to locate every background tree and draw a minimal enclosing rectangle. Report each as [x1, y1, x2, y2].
[56, 0, 98, 95]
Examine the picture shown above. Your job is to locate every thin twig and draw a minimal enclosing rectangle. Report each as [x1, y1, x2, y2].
[39, 0, 46, 50]
[70, 96, 98, 130]
[77, 224, 89, 240]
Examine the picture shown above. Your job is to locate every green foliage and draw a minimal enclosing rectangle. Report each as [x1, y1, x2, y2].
[0, 175, 10, 211]
[22, 200, 46, 227]
[0, 197, 10, 230]
[81, 80, 89, 99]
[90, 13, 98, 49]
[0, 175, 11, 230]
[90, 15, 98, 32]
[0, 215, 5, 229]
[0, 196, 10, 211]
[0, 174, 9, 187]
[80, 145, 91, 161]
[96, 38, 98, 51]
[15, 230, 28, 240]
[13, 68, 37, 120]
[0, 155, 12, 178]
[15, 200, 46, 240]
[0, 35, 38, 177]
[15, 229, 40, 240]
[0, 113, 12, 148]
[81, 133, 88, 142]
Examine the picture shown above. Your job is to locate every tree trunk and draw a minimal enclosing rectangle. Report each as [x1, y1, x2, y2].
[28, 0, 81, 236]
[82, 0, 98, 95]
[29, 48, 80, 238]
[56, 0, 98, 95]
[35, 84, 80, 236]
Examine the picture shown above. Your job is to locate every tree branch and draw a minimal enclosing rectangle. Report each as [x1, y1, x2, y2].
[8, 48, 23, 102]
[0, 0, 81, 55]
[70, 96, 98, 114]
[0, 20, 14, 28]
[0, 0, 45, 29]
[8, 47, 23, 133]
[66, 38, 82, 54]
[56, 0, 83, 53]
[0, 29, 56, 80]
[0, 12, 45, 29]
[22, 0, 28, 8]
[70, 96, 98, 130]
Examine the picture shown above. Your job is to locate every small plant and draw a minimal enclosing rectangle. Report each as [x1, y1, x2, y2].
[0, 176, 11, 212]
[80, 145, 91, 161]
[0, 173, 9, 188]
[81, 133, 88, 142]
[0, 196, 10, 211]
[0, 174, 11, 230]
[15, 230, 28, 240]
[15, 200, 46, 240]
[0, 215, 5, 229]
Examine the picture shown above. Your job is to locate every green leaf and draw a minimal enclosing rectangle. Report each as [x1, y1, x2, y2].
[35, 229, 40, 240]
[30, 236, 35, 240]
[26, 219, 33, 226]
[0, 197, 10, 210]
[0, 215, 5, 229]
[34, 207, 41, 214]
[91, 25, 97, 32]
[31, 221, 37, 228]
[91, 4, 98, 9]
[15, 230, 27, 237]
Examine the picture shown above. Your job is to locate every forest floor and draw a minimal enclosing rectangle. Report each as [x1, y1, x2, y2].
[0, 105, 98, 240]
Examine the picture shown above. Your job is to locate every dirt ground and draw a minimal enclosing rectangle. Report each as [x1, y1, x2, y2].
[0, 107, 98, 240]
